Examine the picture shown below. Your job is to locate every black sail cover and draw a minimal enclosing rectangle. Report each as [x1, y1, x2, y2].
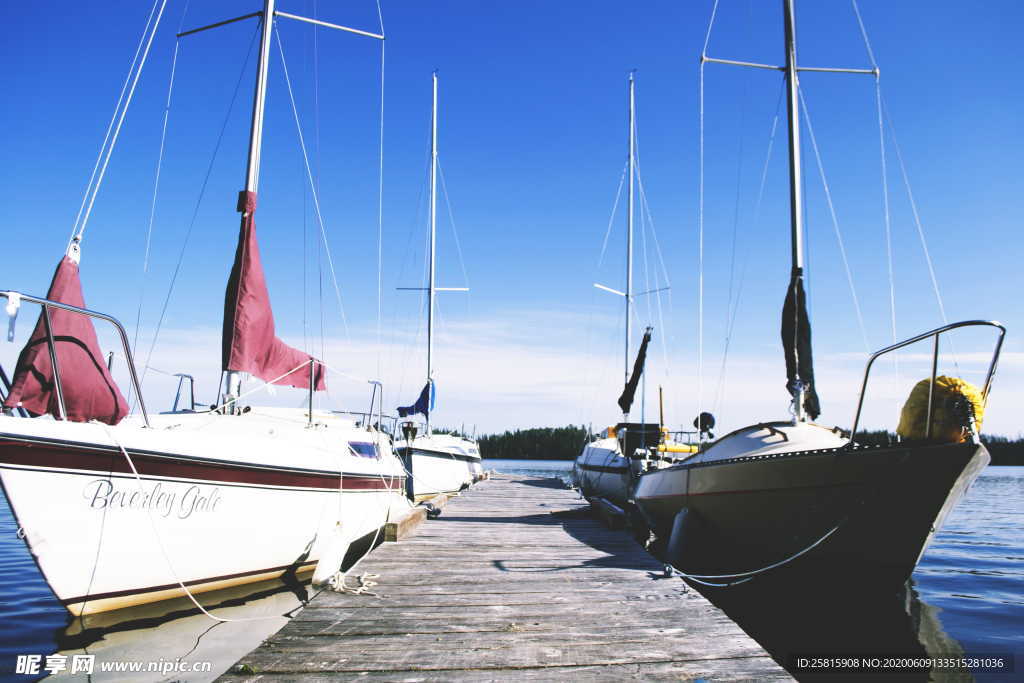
[781, 267, 821, 419]
[617, 328, 652, 414]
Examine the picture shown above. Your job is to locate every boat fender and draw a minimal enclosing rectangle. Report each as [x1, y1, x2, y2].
[666, 507, 701, 573]
[420, 502, 442, 519]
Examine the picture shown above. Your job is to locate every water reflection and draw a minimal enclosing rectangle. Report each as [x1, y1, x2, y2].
[41, 577, 307, 681]
[689, 575, 972, 682]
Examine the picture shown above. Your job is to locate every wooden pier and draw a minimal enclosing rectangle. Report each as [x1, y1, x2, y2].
[222, 474, 790, 681]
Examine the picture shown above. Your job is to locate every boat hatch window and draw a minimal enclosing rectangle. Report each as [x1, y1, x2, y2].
[349, 442, 378, 458]
[468, 448, 479, 455]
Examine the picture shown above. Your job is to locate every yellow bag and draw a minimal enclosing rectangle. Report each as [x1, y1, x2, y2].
[896, 375, 985, 443]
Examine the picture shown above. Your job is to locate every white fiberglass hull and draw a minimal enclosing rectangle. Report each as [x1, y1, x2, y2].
[574, 437, 632, 506]
[396, 434, 481, 501]
[0, 408, 409, 615]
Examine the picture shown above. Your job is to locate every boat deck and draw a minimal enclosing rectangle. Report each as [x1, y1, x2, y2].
[220, 473, 790, 681]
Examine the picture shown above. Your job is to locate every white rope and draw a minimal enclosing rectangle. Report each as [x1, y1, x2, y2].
[274, 24, 351, 341]
[75, 0, 170, 244]
[69, 0, 163, 245]
[667, 519, 842, 588]
[99, 425, 281, 623]
[798, 88, 870, 353]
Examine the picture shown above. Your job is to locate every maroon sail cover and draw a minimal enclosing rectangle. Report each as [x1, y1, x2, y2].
[222, 191, 326, 390]
[3, 256, 129, 424]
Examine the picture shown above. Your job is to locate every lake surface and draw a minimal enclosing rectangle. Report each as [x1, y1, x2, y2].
[0, 461, 1019, 680]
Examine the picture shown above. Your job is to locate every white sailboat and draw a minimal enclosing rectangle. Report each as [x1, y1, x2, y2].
[394, 73, 482, 502]
[0, 0, 410, 616]
[574, 73, 692, 508]
[633, 0, 1005, 592]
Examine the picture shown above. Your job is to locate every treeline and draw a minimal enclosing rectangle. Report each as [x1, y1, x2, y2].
[479, 425, 590, 460]
[842, 430, 1024, 465]
[476, 425, 1024, 464]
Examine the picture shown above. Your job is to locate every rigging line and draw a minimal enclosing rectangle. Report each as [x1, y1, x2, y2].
[69, 0, 163, 245]
[274, 25, 351, 341]
[436, 162, 472, 302]
[713, 81, 784, 413]
[377, 37, 386, 382]
[697, 56, 705, 435]
[798, 87, 870, 353]
[635, 173, 671, 380]
[76, 0, 170, 243]
[851, 0, 899, 377]
[130, 38, 182, 409]
[880, 95, 959, 375]
[879, 96, 949, 327]
[140, 22, 261, 391]
[701, 0, 722, 58]
[597, 163, 629, 271]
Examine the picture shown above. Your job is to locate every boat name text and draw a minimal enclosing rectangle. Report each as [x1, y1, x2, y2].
[82, 480, 222, 519]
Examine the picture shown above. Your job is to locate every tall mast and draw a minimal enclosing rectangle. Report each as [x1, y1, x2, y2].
[427, 71, 438, 435]
[226, 0, 276, 405]
[625, 72, 635, 390]
[245, 0, 276, 194]
[782, 0, 804, 274]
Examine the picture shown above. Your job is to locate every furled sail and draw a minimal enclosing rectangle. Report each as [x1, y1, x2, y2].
[222, 191, 326, 390]
[398, 381, 433, 418]
[781, 266, 820, 419]
[3, 254, 128, 424]
[617, 328, 652, 414]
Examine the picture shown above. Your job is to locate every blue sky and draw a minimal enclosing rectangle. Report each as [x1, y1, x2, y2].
[1, 1, 1021, 437]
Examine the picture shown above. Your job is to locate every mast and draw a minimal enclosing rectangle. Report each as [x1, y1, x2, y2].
[782, 0, 804, 274]
[427, 71, 438, 435]
[625, 72, 635, 392]
[225, 0, 276, 404]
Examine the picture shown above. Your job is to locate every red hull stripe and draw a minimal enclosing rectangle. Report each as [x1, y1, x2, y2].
[0, 437, 403, 491]
[637, 480, 860, 501]
[63, 559, 319, 606]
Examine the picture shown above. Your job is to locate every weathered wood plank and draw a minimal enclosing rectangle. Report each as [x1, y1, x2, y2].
[221, 474, 789, 681]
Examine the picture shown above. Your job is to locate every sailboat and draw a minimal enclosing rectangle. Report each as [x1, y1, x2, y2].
[574, 73, 694, 509]
[393, 73, 482, 503]
[0, 0, 409, 615]
[633, 0, 1005, 592]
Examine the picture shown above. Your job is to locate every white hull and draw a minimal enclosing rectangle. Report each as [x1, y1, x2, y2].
[396, 434, 481, 501]
[573, 437, 632, 505]
[0, 408, 409, 615]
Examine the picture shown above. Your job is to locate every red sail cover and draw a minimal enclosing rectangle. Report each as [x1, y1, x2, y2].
[3, 256, 129, 424]
[222, 191, 326, 391]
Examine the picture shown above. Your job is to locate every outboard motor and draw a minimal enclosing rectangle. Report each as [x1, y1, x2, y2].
[401, 421, 418, 443]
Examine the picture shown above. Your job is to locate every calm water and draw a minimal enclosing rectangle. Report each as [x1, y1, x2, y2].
[0, 462, 1020, 680]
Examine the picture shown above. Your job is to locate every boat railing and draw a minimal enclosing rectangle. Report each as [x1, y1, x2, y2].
[849, 319, 1005, 444]
[0, 290, 151, 428]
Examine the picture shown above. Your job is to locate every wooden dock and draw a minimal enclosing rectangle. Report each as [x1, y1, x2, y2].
[221, 474, 790, 681]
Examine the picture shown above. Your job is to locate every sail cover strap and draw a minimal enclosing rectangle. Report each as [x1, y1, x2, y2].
[618, 328, 652, 414]
[781, 267, 820, 419]
[222, 191, 326, 391]
[2, 256, 128, 424]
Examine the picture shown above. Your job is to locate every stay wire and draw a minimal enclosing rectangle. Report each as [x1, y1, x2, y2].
[798, 87, 870, 353]
[140, 21, 261, 391]
[131, 37, 182, 407]
[76, 0, 170, 244]
[274, 24, 351, 341]
[69, 0, 164, 245]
